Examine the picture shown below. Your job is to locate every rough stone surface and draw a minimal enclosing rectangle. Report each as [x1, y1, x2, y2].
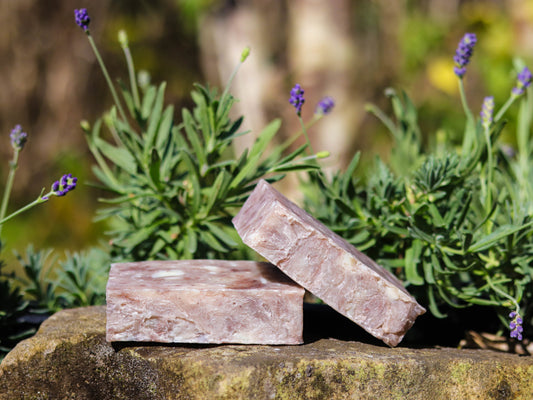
[233, 179, 425, 347]
[1, 306, 532, 400]
[106, 260, 304, 344]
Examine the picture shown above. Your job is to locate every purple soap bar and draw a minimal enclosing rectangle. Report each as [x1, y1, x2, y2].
[232, 179, 426, 346]
[106, 260, 304, 344]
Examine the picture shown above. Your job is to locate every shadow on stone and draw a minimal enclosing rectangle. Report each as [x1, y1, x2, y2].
[303, 303, 384, 346]
[111, 341, 223, 352]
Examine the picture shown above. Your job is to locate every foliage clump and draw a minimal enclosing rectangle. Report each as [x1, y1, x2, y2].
[303, 35, 532, 342]
[81, 26, 320, 262]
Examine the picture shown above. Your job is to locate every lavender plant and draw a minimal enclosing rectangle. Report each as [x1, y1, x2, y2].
[0, 125, 79, 359]
[0, 243, 109, 360]
[75, 9, 323, 262]
[304, 34, 532, 345]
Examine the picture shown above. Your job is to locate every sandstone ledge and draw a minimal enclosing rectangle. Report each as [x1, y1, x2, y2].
[1, 306, 532, 400]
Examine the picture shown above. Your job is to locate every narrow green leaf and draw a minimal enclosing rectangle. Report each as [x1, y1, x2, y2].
[91, 166, 120, 192]
[468, 221, 533, 252]
[405, 239, 424, 285]
[204, 160, 237, 174]
[149, 237, 168, 258]
[219, 116, 244, 141]
[149, 148, 162, 190]
[182, 109, 207, 169]
[427, 204, 445, 227]
[156, 105, 174, 150]
[186, 229, 198, 255]
[182, 151, 202, 212]
[203, 170, 230, 215]
[141, 85, 157, 120]
[333, 198, 359, 218]
[145, 83, 167, 153]
[271, 163, 320, 173]
[423, 259, 436, 284]
[94, 137, 137, 175]
[119, 81, 136, 119]
[229, 152, 263, 190]
[121, 226, 156, 249]
[198, 229, 230, 253]
[159, 135, 182, 180]
[408, 226, 435, 244]
[203, 222, 238, 247]
[342, 152, 361, 195]
[275, 144, 308, 166]
[365, 102, 398, 140]
[248, 119, 281, 160]
[427, 286, 447, 318]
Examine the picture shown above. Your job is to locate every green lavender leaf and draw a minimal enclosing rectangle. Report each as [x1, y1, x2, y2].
[405, 239, 424, 285]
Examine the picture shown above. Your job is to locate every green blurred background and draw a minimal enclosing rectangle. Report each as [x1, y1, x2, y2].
[0, 0, 532, 264]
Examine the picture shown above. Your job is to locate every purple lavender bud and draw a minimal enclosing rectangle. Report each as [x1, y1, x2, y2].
[74, 8, 91, 32]
[60, 173, 73, 186]
[10, 124, 27, 150]
[480, 96, 494, 130]
[509, 311, 524, 341]
[511, 66, 532, 97]
[289, 84, 305, 116]
[49, 174, 78, 198]
[453, 33, 477, 78]
[315, 96, 335, 115]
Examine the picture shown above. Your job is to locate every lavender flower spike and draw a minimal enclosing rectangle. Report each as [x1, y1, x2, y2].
[453, 33, 477, 78]
[315, 96, 335, 115]
[44, 173, 78, 200]
[509, 311, 524, 341]
[10, 124, 27, 150]
[289, 84, 305, 116]
[511, 66, 532, 97]
[74, 8, 91, 32]
[480, 96, 494, 130]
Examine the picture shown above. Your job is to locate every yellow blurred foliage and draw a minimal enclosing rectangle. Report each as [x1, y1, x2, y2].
[427, 58, 457, 95]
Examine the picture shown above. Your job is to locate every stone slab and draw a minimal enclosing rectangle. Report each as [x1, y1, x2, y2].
[1, 306, 532, 400]
[106, 260, 305, 344]
[233, 179, 426, 347]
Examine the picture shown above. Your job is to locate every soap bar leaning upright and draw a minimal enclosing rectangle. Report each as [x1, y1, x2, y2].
[233, 179, 426, 347]
[106, 260, 305, 344]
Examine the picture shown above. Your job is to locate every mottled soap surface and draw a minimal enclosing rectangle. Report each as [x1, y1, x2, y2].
[233, 179, 426, 347]
[106, 260, 305, 344]
[107, 260, 301, 291]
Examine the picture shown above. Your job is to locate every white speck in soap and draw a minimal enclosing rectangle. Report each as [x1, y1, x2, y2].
[152, 270, 185, 279]
[385, 286, 400, 301]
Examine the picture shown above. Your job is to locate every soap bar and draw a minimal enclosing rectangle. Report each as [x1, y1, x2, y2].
[232, 179, 426, 347]
[106, 260, 305, 344]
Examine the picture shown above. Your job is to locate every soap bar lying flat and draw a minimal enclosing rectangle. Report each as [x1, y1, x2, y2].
[233, 180, 426, 347]
[106, 260, 305, 344]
